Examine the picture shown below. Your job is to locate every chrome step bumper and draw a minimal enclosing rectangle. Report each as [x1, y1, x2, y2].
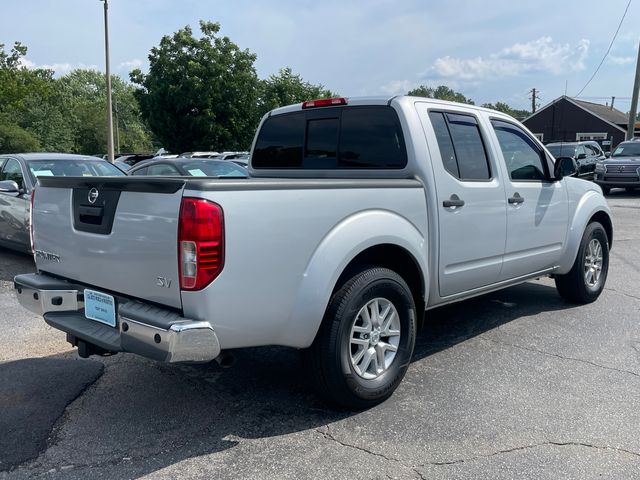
[14, 273, 221, 363]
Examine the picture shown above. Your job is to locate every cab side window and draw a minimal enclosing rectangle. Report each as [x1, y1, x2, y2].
[0, 159, 25, 190]
[429, 111, 491, 180]
[491, 120, 548, 181]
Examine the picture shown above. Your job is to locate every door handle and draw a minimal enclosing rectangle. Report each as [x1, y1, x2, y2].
[443, 194, 465, 208]
[508, 193, 524, 204]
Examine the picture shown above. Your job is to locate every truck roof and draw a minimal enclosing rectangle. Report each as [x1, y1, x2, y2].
[268, 95, 510, 118]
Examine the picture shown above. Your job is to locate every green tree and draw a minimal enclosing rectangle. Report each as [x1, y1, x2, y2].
[0, 122, 41, 154]
[0, 42, 54, 115]
[55, 69, 153, 154]
[408, 85, 475, 105]
[131, 21, 261, 152]
[481, 102, 530, 119]
[259, 67, 335, 115]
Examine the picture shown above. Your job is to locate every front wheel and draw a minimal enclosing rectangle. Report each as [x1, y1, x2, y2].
[555, 222, 609, 304]
[305, 267, 417, 409]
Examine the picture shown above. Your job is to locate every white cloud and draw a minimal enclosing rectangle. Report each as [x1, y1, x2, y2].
[18, 58, 99, 75]
[610, 55, 635, 65]
[427, 37, 590, 81]
[118, 59, 144, 70]
[380, 79, 414, 95]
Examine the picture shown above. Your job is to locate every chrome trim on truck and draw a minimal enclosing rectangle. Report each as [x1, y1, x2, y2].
[14, 273, 221, 363]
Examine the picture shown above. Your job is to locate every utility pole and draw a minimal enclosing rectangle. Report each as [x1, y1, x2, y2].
[627, 40, 640, 140]
[530, 88, 539, 113]
[101, 0, 115, 162]
[114, 96, 120, 155]
[611, 96, 615, 110]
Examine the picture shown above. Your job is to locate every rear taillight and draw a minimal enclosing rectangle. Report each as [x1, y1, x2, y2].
[178, 198, 224, 290]
[301, 97, 347, 109]
[29, 188, 36, 255]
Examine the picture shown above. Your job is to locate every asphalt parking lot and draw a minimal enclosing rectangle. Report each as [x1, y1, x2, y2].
[1, 189, 639, 480]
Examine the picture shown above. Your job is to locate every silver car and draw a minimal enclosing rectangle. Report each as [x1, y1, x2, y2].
[0, 153, 124, 252]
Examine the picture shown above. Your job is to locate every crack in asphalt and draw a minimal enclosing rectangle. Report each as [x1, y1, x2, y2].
[316, 424, 640, 475]
[604, 287, 640, 302]
[486, 338, 640, 380]
[316, 425, 427, 480]
[423, 441, 640, 466]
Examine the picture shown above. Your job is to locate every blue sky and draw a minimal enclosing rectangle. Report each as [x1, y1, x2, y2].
[2, 0, 639, 111]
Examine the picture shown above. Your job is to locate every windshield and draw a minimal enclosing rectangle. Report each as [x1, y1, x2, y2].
[546, 145, 576, 158]
[181, 160, 248, 177]
[612, 142, 640, 157]
[27, 159, 125, 178]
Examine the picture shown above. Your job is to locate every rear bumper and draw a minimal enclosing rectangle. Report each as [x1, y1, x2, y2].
[14, 273, 221, 363]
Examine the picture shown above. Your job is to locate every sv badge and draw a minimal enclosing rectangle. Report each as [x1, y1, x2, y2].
[156, 276, 172, 288]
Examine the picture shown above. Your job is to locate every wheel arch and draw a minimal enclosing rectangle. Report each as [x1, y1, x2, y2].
[557, 191, 613, 274]
[281, 209, 428, 348]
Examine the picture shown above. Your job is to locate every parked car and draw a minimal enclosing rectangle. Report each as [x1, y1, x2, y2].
[111, 154, 156, 172]
[127, 158, 248, 177]
[178, 151, 220, 159]
[582, 141, 607, 161]
[593, 139, 640, 194]
[546, 142, 599, 176]
[16, 97, 611, 408]
[0, 153, 124, 252]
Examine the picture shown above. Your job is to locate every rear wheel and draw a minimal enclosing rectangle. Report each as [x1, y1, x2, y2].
[305, 267, 417, 409]
[555, 222, 609, 304]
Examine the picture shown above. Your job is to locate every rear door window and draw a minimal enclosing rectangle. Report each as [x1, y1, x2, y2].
[428, 111, 491, 180]
[253, 106, 407, 169]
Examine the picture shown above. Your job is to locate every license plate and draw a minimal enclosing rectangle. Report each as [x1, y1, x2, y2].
[84, 289, 116, 327]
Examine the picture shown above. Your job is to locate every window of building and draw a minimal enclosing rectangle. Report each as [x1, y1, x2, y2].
[576, 132, 607, 141]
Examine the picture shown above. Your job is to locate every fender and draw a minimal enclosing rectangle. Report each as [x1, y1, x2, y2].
[280, 209, 429, 348]
[557, 189, 612, 274]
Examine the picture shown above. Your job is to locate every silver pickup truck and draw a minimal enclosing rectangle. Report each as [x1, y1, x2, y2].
[15, 96, 612, 408]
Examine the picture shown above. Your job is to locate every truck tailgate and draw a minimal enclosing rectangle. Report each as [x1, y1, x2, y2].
[32, 178, 186, 309]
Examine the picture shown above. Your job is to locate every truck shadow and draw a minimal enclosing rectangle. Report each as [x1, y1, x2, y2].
[0, 247, 34, 284]
[2, 281, 579, 477]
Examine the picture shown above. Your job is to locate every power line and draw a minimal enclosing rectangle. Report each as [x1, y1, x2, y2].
[574, 0, 633, 97]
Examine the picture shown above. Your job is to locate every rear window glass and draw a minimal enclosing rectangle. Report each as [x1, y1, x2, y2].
[182, 161, 247, 177]
[252, 106, 407, 169]
[253, 113, 305, 168]
[28, 159, 125, 178]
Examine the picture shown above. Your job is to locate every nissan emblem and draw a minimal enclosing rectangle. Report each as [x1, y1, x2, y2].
[88, 188, 99, 204]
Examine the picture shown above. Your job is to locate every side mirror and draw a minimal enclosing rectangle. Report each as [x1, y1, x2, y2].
[554, 157, 578, 180]
[605, 152, 611, 158]
[0, 180, 19, 193]
[577, 152, 587, 160]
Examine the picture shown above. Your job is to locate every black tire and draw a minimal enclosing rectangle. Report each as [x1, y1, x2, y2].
[601, 186, 610, 195]
[555, 222, 609, 304]
[304, 267, 417, 409]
